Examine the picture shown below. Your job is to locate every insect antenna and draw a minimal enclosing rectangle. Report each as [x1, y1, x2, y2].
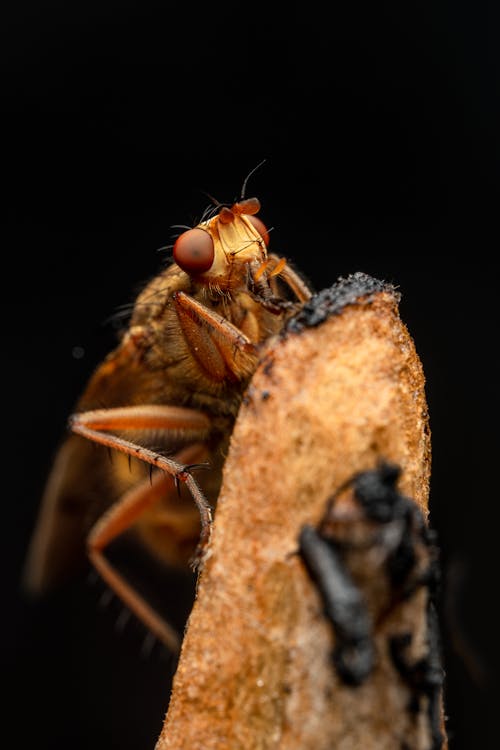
[240, 158, 267, 199]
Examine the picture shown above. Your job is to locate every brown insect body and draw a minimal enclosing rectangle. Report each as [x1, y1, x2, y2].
[25, 195, 311, 649]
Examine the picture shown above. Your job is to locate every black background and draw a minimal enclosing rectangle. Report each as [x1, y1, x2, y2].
[3, 2, 498, 748]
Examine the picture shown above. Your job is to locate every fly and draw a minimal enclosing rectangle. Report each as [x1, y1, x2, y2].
[24, 175, 313, 651]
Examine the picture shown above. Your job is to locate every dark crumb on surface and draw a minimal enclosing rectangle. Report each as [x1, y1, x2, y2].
[286, 272, 398, 333]
[299, 463, 445, 747]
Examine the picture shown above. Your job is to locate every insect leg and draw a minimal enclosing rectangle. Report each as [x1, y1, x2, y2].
[87, 440, 206, 652]
[267, 253, 313, 302]
[172, 291, 258, 382]
[70, 404, 211, 433]
[88, 470, 185, 652]
[70, 405, 213, 554]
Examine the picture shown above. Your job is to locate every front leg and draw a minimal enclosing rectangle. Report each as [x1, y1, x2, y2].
[172, 291, 259, 382]
[267, 253, 313, 303]
[247, 254, 313, 313]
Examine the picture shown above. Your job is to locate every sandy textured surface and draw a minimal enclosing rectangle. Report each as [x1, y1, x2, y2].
[156, 276, 444, 749]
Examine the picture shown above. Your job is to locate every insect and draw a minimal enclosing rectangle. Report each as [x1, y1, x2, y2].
[24, 177, 313, 652]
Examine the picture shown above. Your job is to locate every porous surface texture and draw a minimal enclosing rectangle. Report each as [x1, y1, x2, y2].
[156, 274, 442, 749]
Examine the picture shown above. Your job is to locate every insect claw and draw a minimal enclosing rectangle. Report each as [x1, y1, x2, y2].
[189, 535, 213, 571]
[188, 550, 203, 571]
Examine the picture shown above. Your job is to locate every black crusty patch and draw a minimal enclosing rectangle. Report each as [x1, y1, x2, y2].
[298, 463, 445, 748]
[286, 272, 398, 333]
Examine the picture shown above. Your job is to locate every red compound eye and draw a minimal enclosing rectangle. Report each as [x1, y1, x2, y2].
[245, 215, 270, 247]
[173, 228, 215, 274]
